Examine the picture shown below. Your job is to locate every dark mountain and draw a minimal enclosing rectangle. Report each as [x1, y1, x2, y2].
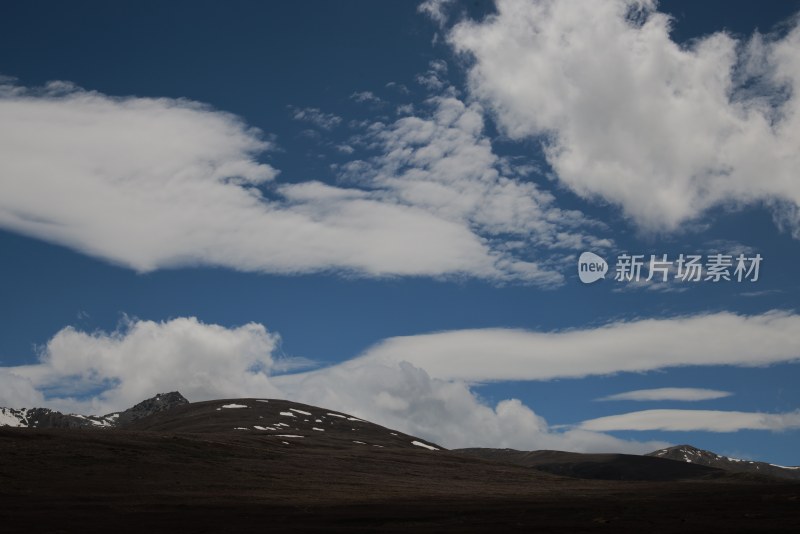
[0, 406, 116, 429]
[0, 391, 188, 430]
[647, 444, 800, 480]
[114, 391, 189, 425]
[454, 448, 724, 481]
[125, 397, 443, 450]
[1, 395, 799, 532]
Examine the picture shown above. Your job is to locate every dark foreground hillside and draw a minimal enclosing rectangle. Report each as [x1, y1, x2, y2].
[1, 397, 799, 532]
[2, 429, 799, 533]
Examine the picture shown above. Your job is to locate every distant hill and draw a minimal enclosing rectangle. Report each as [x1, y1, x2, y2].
[454, 448, 723, 481]
[647, 444, 800, 481]
[0, 391, 188, 429]
[1, 394, 798, 532]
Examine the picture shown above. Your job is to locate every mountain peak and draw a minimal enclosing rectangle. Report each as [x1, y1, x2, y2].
[114, 391, 189, 425]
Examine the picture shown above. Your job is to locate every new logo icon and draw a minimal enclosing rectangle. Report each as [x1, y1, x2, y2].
[578, 252, 608, 284]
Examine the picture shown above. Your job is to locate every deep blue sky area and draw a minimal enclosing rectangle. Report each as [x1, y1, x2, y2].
[1, 1, 799, 464]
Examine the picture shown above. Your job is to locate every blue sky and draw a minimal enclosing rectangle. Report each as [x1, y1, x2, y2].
[1, 0, 800, 464]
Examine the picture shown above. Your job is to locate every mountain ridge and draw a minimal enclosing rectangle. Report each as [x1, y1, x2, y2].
[0, 391, 188, 429]
[2, 393, 799, 532]
[2, 393, 798, 479]
[647, 444, 800, 480]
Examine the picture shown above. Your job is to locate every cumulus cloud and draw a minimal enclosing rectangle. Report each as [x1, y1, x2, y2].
[351, 311, 800, 382]
[596, 388, 733, 402]
[580, 409, 800, 432]
[449, 0, 800, 235]
[11, 317, 283, 414]
[3, 317, 665, 453]
[0, 78, 594, 283]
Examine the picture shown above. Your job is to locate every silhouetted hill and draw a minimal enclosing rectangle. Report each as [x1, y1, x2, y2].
[648, 444, 800, 480]
[125, 397, 443, 450]
[454, 448, 724, 481]
[1, 395, 799, 532]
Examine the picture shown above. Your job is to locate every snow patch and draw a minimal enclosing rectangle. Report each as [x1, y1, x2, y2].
[289, 408, 312, 416]
[412, 441, 439, 451]
[221, 404, 249, 409]
[0, 409, 26, 428]
[312, 427, 325, 432]
[279, 411, 295, 417]
[769, 463, 800, 470]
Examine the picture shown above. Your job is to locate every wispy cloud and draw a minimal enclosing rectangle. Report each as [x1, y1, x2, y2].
[350, 91, 382, 104]
[338, 94, 612, 267]
[580, 409, 800, 432]
[740, 289, 785, 298]
[596, 388, 733, 402]
[418, 0, 456, 28]
[288, 105, 342, 130]
[348, 311, 800, 381]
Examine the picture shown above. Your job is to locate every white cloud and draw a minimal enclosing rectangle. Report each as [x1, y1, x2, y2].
[11, 317, 283, 414]
[338, 94, 612, 281]
[335, 144, 355, 154]
[449, 0, 800, 235]
[289, 106, 342, 130]
[580, 409, 800, 432]
[347, 311, 800, 381]
[350, 91, 382, 104]
[597, 388, 733, 402]
[6, 312, 800, 448]
[418, 0, 456, 27]
[2, 317, 665, 454]
[0, 78, 590, 283]
[0, 370, 44, 407]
